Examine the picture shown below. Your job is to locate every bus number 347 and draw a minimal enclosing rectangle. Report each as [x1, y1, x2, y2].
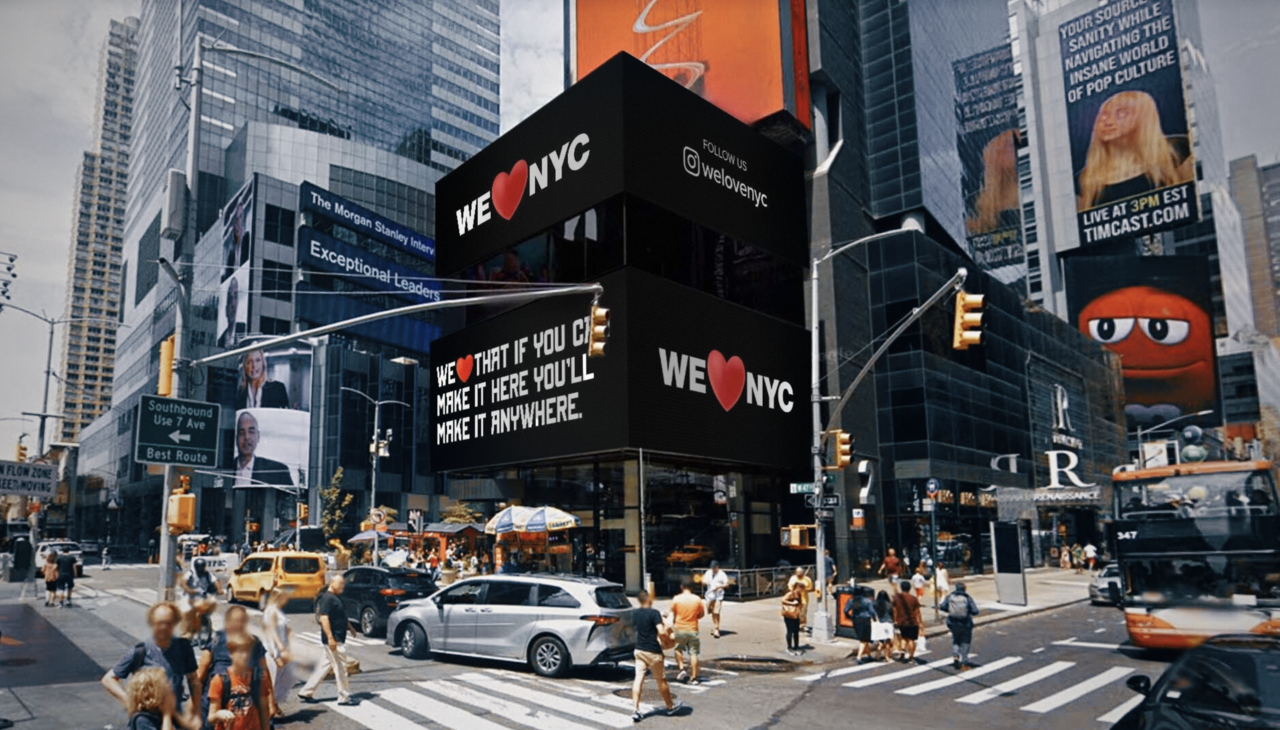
[1116, 531, 1138, 540]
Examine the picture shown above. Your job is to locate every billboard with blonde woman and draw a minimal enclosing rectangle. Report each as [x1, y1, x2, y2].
[1059, 0, 1198, 246]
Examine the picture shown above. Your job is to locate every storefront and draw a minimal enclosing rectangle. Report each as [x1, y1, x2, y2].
[430, 55, 811, 592]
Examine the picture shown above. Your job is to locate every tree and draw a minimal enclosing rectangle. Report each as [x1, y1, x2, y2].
[441, 501, 482, 525]
[320, 468, 353, 540]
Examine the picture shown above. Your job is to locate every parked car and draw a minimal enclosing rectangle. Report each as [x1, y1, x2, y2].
[1089, 563, 1122, 604]
[341, 566, 437, 637]
[225, 550, 327, 611]
[666, 544, 715, 566]
[79, 540, 102, 557]
[36, 541, 83, 577]
[1113, 634, 1280, 729]
[386, 574, 636, 678]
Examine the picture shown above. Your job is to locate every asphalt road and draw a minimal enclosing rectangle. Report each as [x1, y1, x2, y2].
[0, 565, 1173, 730]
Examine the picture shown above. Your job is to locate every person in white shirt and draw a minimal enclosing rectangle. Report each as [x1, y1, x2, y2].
[701, 561, 730, 638]
[1084, 543, 1098, 572]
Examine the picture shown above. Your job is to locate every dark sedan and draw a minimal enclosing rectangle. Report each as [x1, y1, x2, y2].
[341, 566, 438, 637]
[1115, 634, 1280, 729]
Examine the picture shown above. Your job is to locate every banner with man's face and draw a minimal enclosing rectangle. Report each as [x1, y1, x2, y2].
[224, 339, 313, 490]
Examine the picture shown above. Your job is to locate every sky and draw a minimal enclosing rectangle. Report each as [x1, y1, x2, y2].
[0, 0, 1276, 453]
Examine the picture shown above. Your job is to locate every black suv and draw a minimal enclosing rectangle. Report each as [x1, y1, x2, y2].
[341, 566, 438, 637]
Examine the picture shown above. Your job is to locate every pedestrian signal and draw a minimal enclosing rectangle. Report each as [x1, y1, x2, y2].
[952, 290, 985, 350]
[158, 335, 176, 397]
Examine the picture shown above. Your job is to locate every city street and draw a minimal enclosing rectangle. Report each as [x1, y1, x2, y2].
[0, 563, 1170, 730]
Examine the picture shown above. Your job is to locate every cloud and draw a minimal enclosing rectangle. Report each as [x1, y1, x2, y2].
[0, 0, 140, 451]
[501, 0, 565, 133]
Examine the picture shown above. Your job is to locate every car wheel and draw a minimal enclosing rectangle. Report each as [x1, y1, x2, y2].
[360, 607, 382, 637]
[529, 636, 571, 678]
[401, 622, 430, 660]
[257, 592, 270, 612]
[225, 584, 236, 604]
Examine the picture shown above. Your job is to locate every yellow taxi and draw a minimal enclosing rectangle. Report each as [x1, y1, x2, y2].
[226, 550, 327, 610]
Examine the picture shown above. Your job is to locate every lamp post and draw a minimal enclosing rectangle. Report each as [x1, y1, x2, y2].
[340, 386, 409, 565]
[1135, 410, 1214, 467]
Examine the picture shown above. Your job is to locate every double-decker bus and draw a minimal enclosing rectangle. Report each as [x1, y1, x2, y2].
[1109, 459, 1280, 649]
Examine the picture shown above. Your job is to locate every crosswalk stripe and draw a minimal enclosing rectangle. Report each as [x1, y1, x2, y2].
[797, 649, 938, 683]
[1052, 638, 1123, 650]
[956, 661, 1076, 705]
[417, 681, 598, 730]
[1020, 667, 1134, 714]
[842, 657, 958, 689]
[455, 672, 633, 728]
[326, 696, 428, 730]
[1097, 695, 1144, 723]
[896, 656, 1023, 696]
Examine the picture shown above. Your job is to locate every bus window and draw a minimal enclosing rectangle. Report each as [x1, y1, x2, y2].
[1116, 471, 1276, 520]
[1124, 556, 1280, 608]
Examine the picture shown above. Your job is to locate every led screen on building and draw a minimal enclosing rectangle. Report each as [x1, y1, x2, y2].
[217, 176, 255, 350]
[573, 0, 811, 130]
[1065, 254, 1219, 430]
[1059, 0, 1198, 246]
[430, 268, 808, 473]
[955, 44, 1026, 287]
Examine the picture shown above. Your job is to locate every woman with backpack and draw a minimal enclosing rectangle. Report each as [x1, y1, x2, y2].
[196, 606, 274, 723]
[843, 586, 877, 662]
[781, 584, 804, 656]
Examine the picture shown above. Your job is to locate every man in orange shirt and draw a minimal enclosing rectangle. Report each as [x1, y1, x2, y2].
[670, 581, 706, 684]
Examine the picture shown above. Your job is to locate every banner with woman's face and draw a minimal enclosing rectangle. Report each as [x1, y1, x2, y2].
[222, 339, 313, 490]
[1058, 0, 1198, 247]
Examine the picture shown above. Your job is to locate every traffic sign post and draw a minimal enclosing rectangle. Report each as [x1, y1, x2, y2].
[814, 508, 834, 521]
[927, 478, 940, 619]
[805, 494, 841, 509]
[134, 395, 221, 467]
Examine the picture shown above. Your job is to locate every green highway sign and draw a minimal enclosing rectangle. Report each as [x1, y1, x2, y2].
[134, 394, 221, 467]
[790, 482, 816, 494]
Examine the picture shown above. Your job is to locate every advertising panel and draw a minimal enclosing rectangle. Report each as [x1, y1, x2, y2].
[1065, 255, 1218, 429]
[218, 176, 255, 349]
[430, 268, 808, 473]
[298, 227, 442, 304]
[223, 339, 314, 489]
[1059, 0, 1198, 246]
[573, 0, 811, 129]
[299, 181, 435, 263]
[436, 54, 806, 276]
[955, 44, 1025, 286]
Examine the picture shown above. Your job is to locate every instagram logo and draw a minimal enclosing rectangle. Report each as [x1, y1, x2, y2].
[682, 146, 701, 176]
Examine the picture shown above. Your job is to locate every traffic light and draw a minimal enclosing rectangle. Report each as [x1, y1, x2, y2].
[158, 335, 176, 397]
[297, 502, 309, 523]
[168, 491, 196, 534]
[14, 441, 27, 462]
[953, 290, 985, 350]
[587, 305, 609, 357]
[824, 430, 853, 470]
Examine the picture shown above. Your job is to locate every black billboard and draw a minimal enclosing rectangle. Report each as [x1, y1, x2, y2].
[1065, 254, 1218, 430]
[1059, 0, 1198, 246]
[435, 53, 806, 276]
[430, 268, 808, 473]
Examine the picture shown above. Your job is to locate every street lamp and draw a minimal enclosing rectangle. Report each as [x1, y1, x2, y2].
[1135, 410, 1214, 467]
[340, 386, 409, 564]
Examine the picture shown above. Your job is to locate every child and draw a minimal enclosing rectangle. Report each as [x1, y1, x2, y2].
[207, 635, 273, 730]
[911, 566, 928, 599]
[126, 667, 178, 730]
[41, 553, 59, 606]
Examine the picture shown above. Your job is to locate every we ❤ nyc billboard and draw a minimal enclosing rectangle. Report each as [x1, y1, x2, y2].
[429, 268, 808, 472]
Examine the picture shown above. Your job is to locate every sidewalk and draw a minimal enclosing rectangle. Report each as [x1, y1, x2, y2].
[653, 567, 1095, 665]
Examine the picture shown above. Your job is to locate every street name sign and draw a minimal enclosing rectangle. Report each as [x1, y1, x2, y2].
[135, 394, 221, 467]
[0, 459, 56, 497]
[805, 494, 841, 508]
[815, 509, 834, 520]
[790, 482, 816, 494]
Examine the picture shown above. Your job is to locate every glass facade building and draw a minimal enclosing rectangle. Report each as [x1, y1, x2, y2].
[55, 18, 139, 443]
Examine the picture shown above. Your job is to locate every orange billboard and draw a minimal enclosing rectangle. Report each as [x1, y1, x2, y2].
[573, 0, 811, 130]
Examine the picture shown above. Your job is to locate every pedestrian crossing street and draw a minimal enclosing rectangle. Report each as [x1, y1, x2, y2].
[323, 668, 698, 730]
[795, 650, 1146, 725]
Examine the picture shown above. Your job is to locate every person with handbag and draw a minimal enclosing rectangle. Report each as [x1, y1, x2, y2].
[781, 585, 804, 656]
[630, 591, 683, 723]
[842, 586, 877, 662]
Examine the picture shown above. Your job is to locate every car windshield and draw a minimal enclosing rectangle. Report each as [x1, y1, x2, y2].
[1116, 471, 1276, 520]
[1123, 555, 1280, 608]
[281, 557, 322, 574]
[593, 586, 632, 609]
[1163, 643, 1280, 718]
[389, 572, 436, 590]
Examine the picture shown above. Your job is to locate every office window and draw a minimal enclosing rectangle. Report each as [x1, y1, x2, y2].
[263, 204, 295, 246]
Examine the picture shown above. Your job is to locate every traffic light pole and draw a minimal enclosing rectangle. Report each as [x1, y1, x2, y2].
[157, 260, 188, 601]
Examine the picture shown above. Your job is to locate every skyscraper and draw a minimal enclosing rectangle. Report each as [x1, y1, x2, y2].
[1230, 155, 1280, 339]
[55, 17, 139, 443]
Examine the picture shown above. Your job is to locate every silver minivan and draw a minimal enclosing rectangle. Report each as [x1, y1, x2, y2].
[386, 574, 636, 677]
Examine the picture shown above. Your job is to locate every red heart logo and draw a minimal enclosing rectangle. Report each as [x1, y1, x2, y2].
[707, 350, 746, 412]
[490, 160, 528, 220]
[456, 354, 474, 383]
